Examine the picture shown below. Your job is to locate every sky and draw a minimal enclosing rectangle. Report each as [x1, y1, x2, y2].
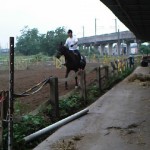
[0, 0, 128, 48]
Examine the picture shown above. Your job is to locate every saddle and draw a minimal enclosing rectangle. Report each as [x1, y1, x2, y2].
[69, 50, 80, 59]
[72, 51, 78, 56]
[68, 50, 85, 68]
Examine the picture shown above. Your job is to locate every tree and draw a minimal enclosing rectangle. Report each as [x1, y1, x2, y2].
[139, 44, 150, 55]
[15, 26, 67, 56]
[15, 26, 40, 55]
[46, 27, 67, 56]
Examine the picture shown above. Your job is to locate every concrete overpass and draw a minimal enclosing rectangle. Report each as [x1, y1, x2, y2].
[78, 31, 137, 55]
[100, 0, 150, 41]
[78, 31, 135, 45]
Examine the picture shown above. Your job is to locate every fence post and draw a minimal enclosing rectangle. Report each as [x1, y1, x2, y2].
[96, 67, 102, 91]
[8, 37, 14, 150]
[0, 92, 3, 148]
[1, 91, 9, 149]
[80, 70, 87, 105]
[49, 77, 59, 119]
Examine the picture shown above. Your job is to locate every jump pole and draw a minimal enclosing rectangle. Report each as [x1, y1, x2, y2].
[8, 37, 14, 150]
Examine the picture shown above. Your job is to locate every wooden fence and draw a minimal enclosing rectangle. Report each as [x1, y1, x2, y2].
[0, 57, 136, 148]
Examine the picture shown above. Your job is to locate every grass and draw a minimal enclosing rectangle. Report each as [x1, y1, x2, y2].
[0, 53, 52, 70]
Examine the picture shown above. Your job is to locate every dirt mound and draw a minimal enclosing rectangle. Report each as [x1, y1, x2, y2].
[128, 73, 150, 82]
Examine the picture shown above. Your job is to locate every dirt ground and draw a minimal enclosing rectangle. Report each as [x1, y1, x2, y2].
[0, 62, 100, 114]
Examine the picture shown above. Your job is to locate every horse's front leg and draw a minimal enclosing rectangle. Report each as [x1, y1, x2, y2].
[65, 69, 69, 90]
[75, 71, 78, 89]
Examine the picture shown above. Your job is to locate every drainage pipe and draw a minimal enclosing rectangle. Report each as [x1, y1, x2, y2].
[24, 108, 89, 142]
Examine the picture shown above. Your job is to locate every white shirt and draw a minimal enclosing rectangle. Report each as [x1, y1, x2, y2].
[64, 36, 78, 50]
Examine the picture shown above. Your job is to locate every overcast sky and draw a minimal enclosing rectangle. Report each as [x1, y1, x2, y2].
[0, 0, 128, 48]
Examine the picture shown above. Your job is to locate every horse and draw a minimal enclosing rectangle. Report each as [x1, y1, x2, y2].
[55, 43, 86, 89]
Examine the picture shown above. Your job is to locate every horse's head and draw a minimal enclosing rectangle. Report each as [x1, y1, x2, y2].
[55, 42, 68, 59]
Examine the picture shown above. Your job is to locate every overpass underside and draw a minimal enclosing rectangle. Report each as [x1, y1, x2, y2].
[100, 0, 150, 41]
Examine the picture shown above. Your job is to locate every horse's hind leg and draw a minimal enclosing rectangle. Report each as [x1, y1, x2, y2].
[65, 69, 69, 90]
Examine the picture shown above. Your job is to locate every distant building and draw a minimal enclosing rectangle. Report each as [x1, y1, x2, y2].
[0, 48, 9, 54]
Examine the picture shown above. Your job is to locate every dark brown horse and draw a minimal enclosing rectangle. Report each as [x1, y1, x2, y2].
[56, 43, 86, 89]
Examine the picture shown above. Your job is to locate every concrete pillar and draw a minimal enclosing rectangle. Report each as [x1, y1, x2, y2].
[137, 40, 141, 53]
[78, 45, 82, 50]
[117, 40, 121, 55]
[99, 44, 105, 56]
[126, 42, 130, 55]
[117, 29, 121, 55]
[98, 45, 101, 54]
[94, 45, 98, 51]
[108, 43, 113, 55]
[90, 44, 93, 49]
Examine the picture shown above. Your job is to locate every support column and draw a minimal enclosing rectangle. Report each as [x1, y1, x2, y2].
[108, 43, 113, 56]
[117, 41, 121, 55]
[78, 45, 82, 50]
[94, 45, 98, 51]
[137, 40, 141, 54]
[117, 29, 121, 55]
[126, 42, 130, 55]
[88, 45, 91, 62]
[99, 44, 105, 56]
[98, 45, 101, 55]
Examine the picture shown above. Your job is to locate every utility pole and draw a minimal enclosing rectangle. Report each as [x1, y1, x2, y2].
[114, 18, 117, 32]
[95, 18, 97, 35]
[114, 18, 120, 55]
[83, 26, 85, 37]
[117, 29, 120, 55]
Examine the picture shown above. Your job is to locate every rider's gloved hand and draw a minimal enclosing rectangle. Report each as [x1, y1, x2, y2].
[70, 44, 74, 47]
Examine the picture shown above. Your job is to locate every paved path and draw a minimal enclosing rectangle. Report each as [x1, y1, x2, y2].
[34, 66, 150, 150]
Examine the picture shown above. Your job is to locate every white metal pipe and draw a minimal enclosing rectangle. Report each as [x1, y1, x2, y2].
[24, 108, 89, 142]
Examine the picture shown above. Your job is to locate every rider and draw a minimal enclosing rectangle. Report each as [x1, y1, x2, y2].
[64, 29, 81, 65]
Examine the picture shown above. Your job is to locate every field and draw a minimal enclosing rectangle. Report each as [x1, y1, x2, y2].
[1, 54, 135, 114]
[0, 60, 99, 114]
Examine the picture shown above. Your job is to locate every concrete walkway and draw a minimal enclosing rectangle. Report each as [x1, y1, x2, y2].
[34, 67, 150, 150]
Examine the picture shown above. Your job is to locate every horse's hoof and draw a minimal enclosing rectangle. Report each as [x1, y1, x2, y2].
[75, 86, 78, 89]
